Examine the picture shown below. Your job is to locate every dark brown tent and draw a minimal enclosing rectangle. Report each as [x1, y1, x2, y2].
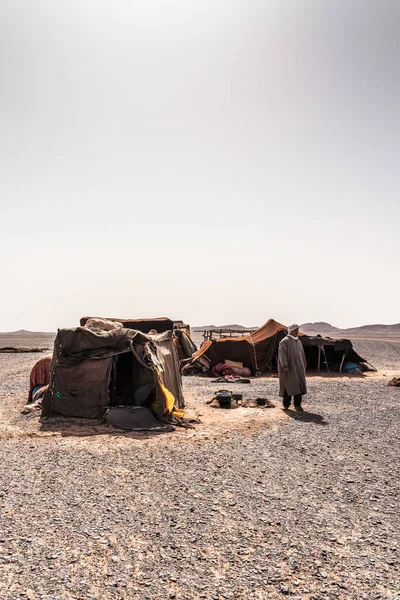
[184, 319, 370, 375]
[42, 326, 184, 420]
[298, 334, 369, 372]
[185, 319, 285, 374]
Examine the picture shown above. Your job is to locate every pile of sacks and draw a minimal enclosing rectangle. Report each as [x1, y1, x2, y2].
[212, 360, 251, 378]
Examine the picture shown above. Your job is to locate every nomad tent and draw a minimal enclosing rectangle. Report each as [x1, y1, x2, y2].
[184, 319, 371, 375]
[42, 326, 184, 424]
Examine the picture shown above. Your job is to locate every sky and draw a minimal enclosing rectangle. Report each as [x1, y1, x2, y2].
[1, 0, 399, 331]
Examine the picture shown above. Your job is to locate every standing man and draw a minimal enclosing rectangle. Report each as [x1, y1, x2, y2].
[278, 324, 307, 411]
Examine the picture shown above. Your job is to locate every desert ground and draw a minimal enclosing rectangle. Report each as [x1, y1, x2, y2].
[0, 334, 399, 599]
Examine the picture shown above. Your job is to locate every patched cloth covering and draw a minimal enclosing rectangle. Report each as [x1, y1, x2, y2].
[29, 354, 52, 402]
[173, 328, 197, 360]
[85, 318, 123, 330]
[42, 327, 184, 420]
[80, 316, 173, 334]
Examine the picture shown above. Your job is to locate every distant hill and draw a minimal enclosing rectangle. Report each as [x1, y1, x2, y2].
[300, 322, 400, 338]
[0, 329, 55, 335]
[192, 324, 258, 332]
[338, 323, 400, 336]
[300, 322, 339, 334]
[8, 329, 34, 334]
[193, 321, 400, 339]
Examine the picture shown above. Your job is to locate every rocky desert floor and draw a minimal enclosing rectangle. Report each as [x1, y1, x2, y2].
[0, 334, 399, 599]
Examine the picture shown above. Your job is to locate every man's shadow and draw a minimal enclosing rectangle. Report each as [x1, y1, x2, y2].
[283, 410, 328, 426]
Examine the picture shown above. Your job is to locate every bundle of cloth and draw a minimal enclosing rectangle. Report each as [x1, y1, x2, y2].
[85, 318, 123, 331]
[22, 354, 53, 414]
[212, 360, 251, 378]
[28, 354, 52, 402]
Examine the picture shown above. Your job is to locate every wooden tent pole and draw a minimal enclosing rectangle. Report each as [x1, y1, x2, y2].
[339, 353, 346, 374]
[317, 345, 321, 372]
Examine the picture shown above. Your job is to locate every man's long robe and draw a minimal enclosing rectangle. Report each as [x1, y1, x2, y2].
[278, 335, 307, 397]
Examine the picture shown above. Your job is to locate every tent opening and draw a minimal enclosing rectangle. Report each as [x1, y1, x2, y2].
[109, 352, 156, 407]
[304, 345, 344, 372]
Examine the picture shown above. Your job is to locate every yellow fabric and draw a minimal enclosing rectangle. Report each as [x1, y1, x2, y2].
[157, 372, 176, 414]
[172, 408, 185, 419]
[155, 368, 185, 417]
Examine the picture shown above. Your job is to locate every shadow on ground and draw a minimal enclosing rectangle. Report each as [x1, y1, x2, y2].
[38, 416, 172, 438]
[283, 410, 328, 426]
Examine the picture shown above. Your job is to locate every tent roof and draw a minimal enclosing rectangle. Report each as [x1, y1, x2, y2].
[79, 316, 173, 333]
[57, 326, 149, 357]
[250, 319, 287, 343]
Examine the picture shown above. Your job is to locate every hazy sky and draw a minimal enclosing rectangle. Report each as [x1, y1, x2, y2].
[1, 0, 399, 331]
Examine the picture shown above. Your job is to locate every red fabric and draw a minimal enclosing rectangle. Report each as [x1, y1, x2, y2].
[29, 355, 52, 401]
[212, 362, 225, 376]
[229, 366, 251, 377]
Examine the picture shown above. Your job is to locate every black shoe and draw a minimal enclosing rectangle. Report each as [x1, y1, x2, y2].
[282, 406, 290, 411]
[294, 405, 304, 412]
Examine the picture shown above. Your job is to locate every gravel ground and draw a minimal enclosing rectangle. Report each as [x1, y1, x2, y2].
[0, 336, 399, 599]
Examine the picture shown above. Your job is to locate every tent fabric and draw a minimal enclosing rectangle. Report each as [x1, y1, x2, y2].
[46, 357, 114, 419]
[85, 318, 123, 330]
[250, 319, 288, 373]
[80, 316, 173, 333]
[151, 331, 185, 410]
[104, 406, 173, 431]
[184, 319, 369, 375]
[54, 327, 147, 357]
[250, 319, 287, 343]
[42, 327, 184, 420]
[173, 329, 197, 360]
[299, 335, 366, 363]
[188, 337, 258, 372]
